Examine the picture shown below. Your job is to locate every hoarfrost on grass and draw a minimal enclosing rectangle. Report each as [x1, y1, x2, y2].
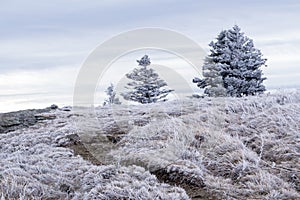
[1, 90, 300, 199]
[0, 109, 189, 200]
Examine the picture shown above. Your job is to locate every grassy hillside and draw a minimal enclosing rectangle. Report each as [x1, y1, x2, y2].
[1, 90, 299, 199]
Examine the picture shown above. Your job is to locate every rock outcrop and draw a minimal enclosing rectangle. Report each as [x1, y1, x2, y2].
[0, 105, 58, 134]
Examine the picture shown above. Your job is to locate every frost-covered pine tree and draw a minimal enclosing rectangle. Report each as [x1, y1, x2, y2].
[121, 55, 174, 104]
[103, 83, 121, 106]
[194, 25, 267, 97]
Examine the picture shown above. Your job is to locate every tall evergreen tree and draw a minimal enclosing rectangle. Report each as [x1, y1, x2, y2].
[194, 25, 267, 97]
[103, 83, 121, 106]
[121, 55, 174, 104]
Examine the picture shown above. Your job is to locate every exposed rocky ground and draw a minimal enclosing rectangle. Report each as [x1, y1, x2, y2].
[0, 91, 300, 199]
[0, 105, 57, 134]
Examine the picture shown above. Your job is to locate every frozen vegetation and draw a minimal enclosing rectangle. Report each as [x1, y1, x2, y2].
[1, 90, 300, 199]
[194, 25, 267, 97]
[121, 55, 174, 104]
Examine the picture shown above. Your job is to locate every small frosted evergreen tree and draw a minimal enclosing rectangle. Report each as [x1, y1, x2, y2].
[121, 55, 174, 104]
[103, 83, 121, 106]
[194, 25, 267, 97]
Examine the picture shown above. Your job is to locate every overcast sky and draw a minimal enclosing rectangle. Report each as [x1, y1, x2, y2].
[0, 0, 300, 112]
